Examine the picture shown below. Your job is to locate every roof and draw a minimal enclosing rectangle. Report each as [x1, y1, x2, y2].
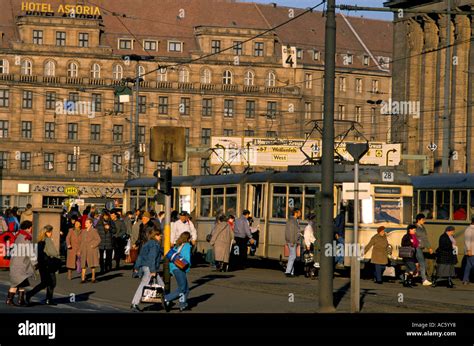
[411, 174, 474, 189]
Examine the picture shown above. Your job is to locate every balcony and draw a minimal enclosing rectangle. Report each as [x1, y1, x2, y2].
[157, 81, 173, 89]
[178, 82, 194, 90]
[66, 77, 84, 85]
[43, 76, 60, 84]
[0, 74, 14, 81]
[200, 83, 215, 91]
[222, 84, 238, 92]
[89, 78, 106, 86]
[243, 85, 259, 93]
[20, 75, 38, 83]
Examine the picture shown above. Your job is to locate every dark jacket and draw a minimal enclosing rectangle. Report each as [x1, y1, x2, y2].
[112, 218, 127, 239]
[415, 224, 431, 250]
[37, 238, 60, 272]
[401, 234, 417, 262]
[285, 217, 300, 244]
[436, 233, 458, 265]
[134, 239, 162, 274]
[364, 233, 389, 265]
[97, 220, 114, 250]
[136, 221, 157, 249]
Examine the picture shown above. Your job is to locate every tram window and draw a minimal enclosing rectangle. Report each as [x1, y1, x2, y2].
[374, 199, 401, 224]
[288, 186, 302, 213]
[250, 184, 263, 218]
[470, 191, 474, 220]
[225, 187, 237, 216]
[453, 190, 467, 220]
[213, 188, 224, 217]
[419, 190, 434, 219]
[200, 188, 211, 217]
[435, 190, 450, 220]
[272, 185, 287, 219]
[403, 197, 413, 224]
[304, 186, 320, 219]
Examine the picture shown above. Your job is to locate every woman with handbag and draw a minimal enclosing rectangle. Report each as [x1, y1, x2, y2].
[131, 229, 164, 312]
[432, 226, 458, 288]
[364, 226, 391, 284]
[26, 225, 60, 305]
[400, 224, 419, 287]
[66, 218, 82, 280]
[210, 215, 233, 272]
[163, 231, 192, 312]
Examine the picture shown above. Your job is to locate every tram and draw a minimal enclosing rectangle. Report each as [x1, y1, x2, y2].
[123, 165, 413, 265]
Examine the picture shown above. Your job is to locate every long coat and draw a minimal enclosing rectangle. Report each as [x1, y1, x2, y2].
[210, 222, 233, 263]
[97, 220, 114, 250]
[66, 228, 83, 269]
[9, 233, 37, 287]
[80, 227, 101, 268]
[436, 233, 458, 265]
[364, 233, 389, 265]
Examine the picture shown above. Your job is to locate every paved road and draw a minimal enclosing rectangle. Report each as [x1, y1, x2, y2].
[0, 260, 473, 313]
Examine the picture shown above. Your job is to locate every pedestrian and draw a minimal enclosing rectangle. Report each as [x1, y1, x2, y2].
[66, 218, 83, 280]
[462, 216, 474, 285]
[131, 229, 164, 312]
[131, 211, 142, 249]
[163, 231, 192, 312]
[97, 212, 114, 274]
[303, 214, 318, 279]
[432, 226, 458, 288]
[81, 206, 91, 229]
[210, 215, 233, 272]
[171, 212, 197, 246]
[123, 211, 133, 238]
[136, 211, 157, 251]
[414, 213, 433, 286]
[157, 211, 165, 229]
[334, 206, 346, 269]
[6, 209, 20, 233]
[6, 221, 36, 306]
[20, 204, 33, 224]
[80, 218, 101, 283]
[185, 213, 197, 246]
[26, 225, 60, 305]
[284, 208, 302, 277]
[111, 210, 128, 270]
[364, 226, 391, 284]
[227, 215, 235, 231]
[232, 210, 255, 271]
[400, 224, 418, 287]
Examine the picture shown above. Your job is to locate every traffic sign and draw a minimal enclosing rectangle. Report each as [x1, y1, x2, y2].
[427, 142, 437, 152]
[382, 171, 394, 182]
[282, 46, 297, 68]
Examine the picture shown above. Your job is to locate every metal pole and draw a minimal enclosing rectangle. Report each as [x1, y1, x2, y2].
[319, 0, 336, 313]
[350, 161, 360, 313]
[135, 62, 140, 177]
[128, 82, 133, 180]
[442, 0, 452, 173]
[163, 162, 172, 293]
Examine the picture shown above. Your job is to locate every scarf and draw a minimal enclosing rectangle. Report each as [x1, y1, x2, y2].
[448, 234, 456, 246]
[17, 230, 32, 241]
[410, 233, 419, 248]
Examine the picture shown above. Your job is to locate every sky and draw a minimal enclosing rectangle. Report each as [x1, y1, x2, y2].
[238, 0, 393, 21]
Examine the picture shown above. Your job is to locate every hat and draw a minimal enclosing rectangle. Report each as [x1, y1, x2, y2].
[179, 211, 189, 216]
[142, 211, 151, 219]
[377, 226, 385, 233]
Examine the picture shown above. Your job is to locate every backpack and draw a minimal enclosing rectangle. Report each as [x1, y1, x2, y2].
[7, 217, 19, 233]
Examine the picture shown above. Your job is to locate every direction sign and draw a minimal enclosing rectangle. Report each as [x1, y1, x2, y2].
[282, 46, 297, 68]
[427, 142, 438, 152]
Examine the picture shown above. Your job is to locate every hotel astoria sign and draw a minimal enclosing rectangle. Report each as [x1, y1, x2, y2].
[31, 184, 123, 197]
[21, 1, 102, 19]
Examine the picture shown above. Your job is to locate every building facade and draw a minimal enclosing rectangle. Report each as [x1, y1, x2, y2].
[0, 0, 392, 210]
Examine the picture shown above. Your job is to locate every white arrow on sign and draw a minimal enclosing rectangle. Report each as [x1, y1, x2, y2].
[427, 142, 437, 152]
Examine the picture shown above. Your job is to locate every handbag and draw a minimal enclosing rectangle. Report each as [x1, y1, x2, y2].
[76, 255, 82, 274]
[303, 251, 314, 264]
[398, 246, 415, 258]
[126, 248, 138, 264]
[141, 277, 163, 304]
[47, 256, 62, 272]
[382, 266, 396, 277]
[166, 244, 190, 271]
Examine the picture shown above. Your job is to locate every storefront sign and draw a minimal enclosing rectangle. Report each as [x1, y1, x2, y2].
[21, 1, 102, 19]
[32, 184, 123, 196]
[64, 186, 79, 196]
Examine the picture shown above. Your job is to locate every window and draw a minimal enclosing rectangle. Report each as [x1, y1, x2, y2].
[297, 48, 303, 59]
[356, 78, 362, 93]
[168, 41, 182, 52]
[90, 64, 100, 79]
[233, 41, 243, 56]
[200, 188, 212, 216]
[138, 126, 145, 143]
[344, 54, 353, 65]
[304, 186, 320, 218]
[90, 124, 101, 141]
[304, 102, 312, 120]
[0, 90, 9, 107]
[22, 91, 33, 109]
[201, 69, 211, 84]
[45, 122, 55, 139]
[305, 73, 312, 89]
[222, 70, 233, 85]
[33, 30, 43, 45]
[211, 40, 221, 54]
[21, 60, 32, 76]
[158, 96, 168, 114]
[245, 100, 256, 118]
[200, 159, 210, 175]
[202, 98, 212, 117]
[267, 101, 277, 117]
[0, 152, 8, 169]
[44, 153, 54, 170]
[114, 95, 124, 113]
[67, 62, 78, 77]
[92, 93, 101, 112]
[272, 186, 287, 218]
[178, 68, 189, 83]
[138, 66, 146, 80]
[180, 97, 190, 116]
[453, 190, 467, 220]
[119, 39, 132, 49]
[68, 92, 79, 112]
[138, 156, 145, 174]
[338, 105, 345, 120]
[44, 61, 55, 76]
[313, 50, 320, 61]
[112, 155, 122, 173]
[254, 42, 264, 57]
[224, 99, 234, 117]
[138, 95, 146, 114]
[90, 154, 100, 172]
[371, 107, 377, 125]
[45, 92, 56, 110]
[201, 128, 211, 145]
[67, 154, 77, 171]
[223, 129, 233, 136]
[244, 129, 254, 136]
[56, 31, 66, 46]
[112, 64, 123, 80]
[364, 55, 370, 66]
[185, 128, 190, 145]
[372, 80, 379, 93]
[436, 190, 450, 220]
[68, 123, 78, 140]
[339, 77, 346, 92]
[266, 131, 277, 138]
[355, 106, 362, 123]
[266, 72, 276, 87]
[113, 125, 123, 142]
[144, 40, 157, 51]
[0, 59, 10, 74]
[0, 120, 8, 138]
[79, 33, 89, 47]
[20, 152, 31, 170]
[157, 68, 167, 82]
[244, 71, 254, 86]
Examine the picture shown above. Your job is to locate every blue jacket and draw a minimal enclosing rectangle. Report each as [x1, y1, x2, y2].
[170, 242, 191, 274]
[134, 239, 162, 274]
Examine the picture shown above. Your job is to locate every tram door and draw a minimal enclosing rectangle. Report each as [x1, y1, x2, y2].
[247, 184, 267, 257]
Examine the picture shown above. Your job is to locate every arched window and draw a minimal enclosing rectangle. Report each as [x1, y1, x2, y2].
[90, 63, 101, 79]
[138, 66, 146, 81]
[67, 62, 78, 77]
[223, 70, 233, 85]
[44, 60, 55, 77]
[112, 64, 123, 80]
[266, 71, 276, 87]
[178, 67, 189, 83]
[21, 59, 33, 76]
[0, 59, 10, 74]
[201, 68, 211, 84]
[157, 67, 167, 82]
[244, 71, 254, 86]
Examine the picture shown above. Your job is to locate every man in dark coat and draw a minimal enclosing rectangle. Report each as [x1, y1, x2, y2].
[110, 210, 128, 270]
[97, 212, 113, 274]
[136, 212, 157, 252]
[433, 226, 458, 288]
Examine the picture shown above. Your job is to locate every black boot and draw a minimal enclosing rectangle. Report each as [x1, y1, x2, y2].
[6, 291, 16, 306]
[447, 277, 454, 288]
[431, 276, 438, 288]
[403, 273, 410, 287]
[17, 291, 27, 307]
[407, 274, 417, 287]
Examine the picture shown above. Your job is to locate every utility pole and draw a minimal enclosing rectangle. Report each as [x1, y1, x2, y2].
[135, 61, 140, 177]
[441, 0, 452, 173]
[320, 0, 336, 313]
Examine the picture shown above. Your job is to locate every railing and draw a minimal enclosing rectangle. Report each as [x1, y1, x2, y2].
[89, 78, 106, 85]
[222, 84, 238, 92]
[200, 83, 215, 91]
[43, 76, 60, 84]
[178, 82, 194, 90]
[243, 85, 259, 93]
[264, 87, 282, 94]
[20, 75, 37, 83]
[0, 74, 14, 81]
[157, 81, 173, 89]
[66, 77, 84, 84]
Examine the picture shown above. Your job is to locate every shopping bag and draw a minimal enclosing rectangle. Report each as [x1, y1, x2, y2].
[383, 266, 396, 277]
[124, 238, 131, 256]
[76, 255, 82, 274]
[125, 248, 138, 263]
[141, 277, 163, 303]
